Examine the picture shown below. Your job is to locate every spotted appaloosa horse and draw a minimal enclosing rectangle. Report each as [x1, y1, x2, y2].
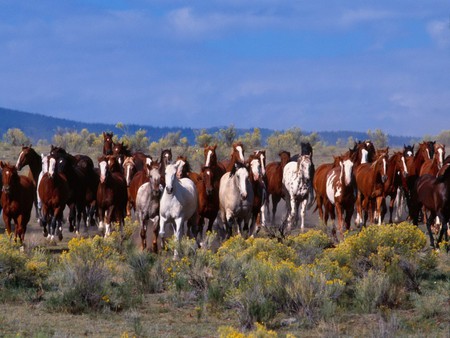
[282, 155, 313, 232]
[15, 145, 42, 219]
[1, 161, 35, 244]
[103, 132, 114, 155]
[265, 150, 290, 223]
[97, 155, 127, 237]
[355, 150, 389, 226]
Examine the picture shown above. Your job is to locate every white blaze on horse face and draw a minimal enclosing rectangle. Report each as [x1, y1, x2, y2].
[406, 150, 413, 157]
[250, 159, 260, 181]
[205, 150, 213, 167]
[236, 167, 249, 200]
[99, 160, 107, 183]
[41, 154, 49, 174]
[48, 157, 56, 177]
[259, 153, 266, 176]
[16, 151, 24, 169]
[343, 159, 353, 186]
[437, 148, 444, 167]
[236, 146, 244, 162]
[361, 149, 369, 164]
[382, 158, 387, 177]
[401, 156, 408, 176]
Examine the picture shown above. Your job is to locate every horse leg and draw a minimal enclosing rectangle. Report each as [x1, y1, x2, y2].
[335, 202, 344, 241]
[436, 214, 449, 251]
[361, 196, 369, 227]
[376, 197, 383, 225]
[151, 216, 160, 253]
[3, 214, 12, 237]
[426, 211, 436, 248]
[355, 192, 363, 227]
[271, 194, 281, 225]
[299, 199, 307, 229]
[104, 206, 114, 237]
[173, 218, 184, 259]
[140, 216, 148, 251]
[68, 203, 76, 232]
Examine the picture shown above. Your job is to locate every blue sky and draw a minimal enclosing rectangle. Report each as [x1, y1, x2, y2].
[0, 1, 449, 137]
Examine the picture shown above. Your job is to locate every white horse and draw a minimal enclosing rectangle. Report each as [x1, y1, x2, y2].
[136, 165, 161, 252]
[219, 162, 254, 238]
[159, 163, 198, 258]
[282, 155, 314, 231]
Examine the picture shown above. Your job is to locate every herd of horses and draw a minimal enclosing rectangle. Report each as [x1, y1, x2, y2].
[1, 132, 449, 254]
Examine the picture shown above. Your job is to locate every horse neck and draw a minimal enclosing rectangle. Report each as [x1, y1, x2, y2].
[26, 151, 42, 181]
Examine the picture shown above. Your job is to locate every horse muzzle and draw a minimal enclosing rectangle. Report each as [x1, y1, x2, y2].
[381, 175, 388, 183]
[2, 185, 10, 194]
[240, 192, 247, 200]
[166, 186, 173, 194]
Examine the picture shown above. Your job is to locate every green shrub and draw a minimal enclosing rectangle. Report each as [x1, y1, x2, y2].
[127, 251, 164, 294]
[285, 229, 333, 264]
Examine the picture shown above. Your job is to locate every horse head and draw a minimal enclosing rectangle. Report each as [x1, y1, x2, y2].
[434, 143, 445, 169]
[1, 161, 18, 195]
[253, 150, 267, 176]
[122, 156, 136, 187]
[15, 145, 34, 170]
[339, 153, 354, 186]
[103, 132, 114, 155]
[175, 155, 191, 179]
[392, 151, 408, 178]
[403, 144, 415, 157]
[160, 149, 173, 166]
[373, 151, 389, 183]
[300, 142, 313, 157]
[204, 144, 218, 167]
[248, 154, 262, 181]
[98, 156, 112, 183]
[202, 166, 215, 196]
[233, 162, 249, 200]
[232, 142, 245, 164]
[164, 163, 178, 195]
[148, 162, 162, 198]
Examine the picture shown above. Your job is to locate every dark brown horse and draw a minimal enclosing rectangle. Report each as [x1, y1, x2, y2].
[247, 152, 267, 234]
[415, 164, 450, 250]
[1, 162, 35, 244]
[265, 150, 290, 223]
[15, 145, 42, 219]
[355, 150, 389, 227]
[112, 141, 132, 166]
[103, 132, 114, 155]
[38, 155, 71, 240]
[97, 155, 127, 237]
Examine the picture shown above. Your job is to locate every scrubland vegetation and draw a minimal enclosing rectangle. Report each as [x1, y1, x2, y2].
[0, 127, 449, 337]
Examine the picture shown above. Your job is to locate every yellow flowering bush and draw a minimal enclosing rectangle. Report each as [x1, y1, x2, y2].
[218, 323, 278, 337]
[285, 229, 333, 264]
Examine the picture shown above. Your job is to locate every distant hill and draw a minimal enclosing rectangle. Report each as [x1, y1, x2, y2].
[0, 107, 418, 147]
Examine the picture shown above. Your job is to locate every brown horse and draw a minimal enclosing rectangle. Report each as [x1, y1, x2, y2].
[220, 142, 246, 172]
[420, 142, 445, 176]
[97, 155, 127, 237]
[1, 162, 35, 244]
[382, 151, 409, 223]
[123, 156, 137, 217]
[112, 141, 132, 166]
[15, 145, 42, 219]
[355, 150, 389, 227]
[415, 164, 450, 250]
[313, 155, 341, 226]
[325, 151, 356, 239]
[265, 150, 290, 223]
[38, 155, 71, 241]
[103, 132, 114, 155]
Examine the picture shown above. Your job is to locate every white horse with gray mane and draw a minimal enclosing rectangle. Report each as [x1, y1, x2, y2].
[136, 164, 161, 252]
[282, 155, 314, 232]
[159, 163, 198, 258]
[219, 162, 254, 238]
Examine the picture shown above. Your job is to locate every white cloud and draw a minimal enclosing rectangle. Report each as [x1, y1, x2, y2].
[427, 19, 450, 48]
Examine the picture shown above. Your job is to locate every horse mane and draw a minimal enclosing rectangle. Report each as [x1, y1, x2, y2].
[229, 161, 247, 177]
[301, 142, 313, 156]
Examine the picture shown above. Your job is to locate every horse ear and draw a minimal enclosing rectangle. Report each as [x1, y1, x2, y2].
[213, 144, 217, 150]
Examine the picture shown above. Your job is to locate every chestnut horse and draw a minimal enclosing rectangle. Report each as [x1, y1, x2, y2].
[112, 141, 132, 166]
[97, 155, 127, 237]
[15, 145, 42, 219]
[420, 142, 445, 176]
[220, 142, 246, 172]
[123, 156, 137, 217]
[355, 150, 389, 226]
[265, 150, 290, 223]
[415, 164, 450, 250]
[1, 162, 35, 244]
